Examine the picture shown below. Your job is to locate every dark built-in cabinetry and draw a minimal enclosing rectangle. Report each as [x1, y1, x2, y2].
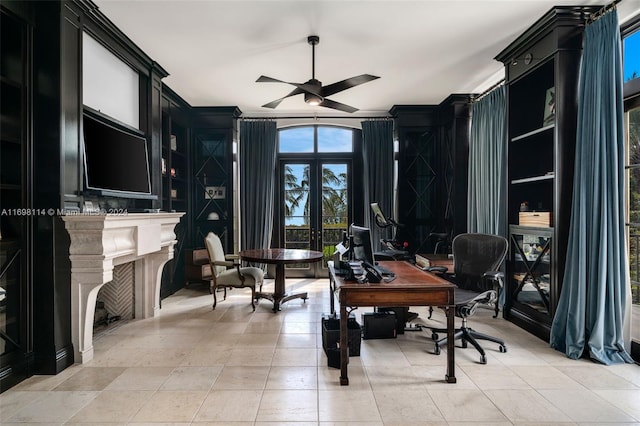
[161, 88, 191, 298]
[391, 97, 471, 254]
[0, 7, 32, 392]
[496, 6, 599, 340]
[159, 100, 240, 297]
[191, 107, 240, 252]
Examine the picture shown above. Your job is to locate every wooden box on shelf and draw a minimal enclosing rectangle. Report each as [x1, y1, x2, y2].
[519, 212, 552, 227]
[415, 253, 454, 270]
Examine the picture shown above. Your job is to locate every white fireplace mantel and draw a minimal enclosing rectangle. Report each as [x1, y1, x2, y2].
[62, 212, 185, 364]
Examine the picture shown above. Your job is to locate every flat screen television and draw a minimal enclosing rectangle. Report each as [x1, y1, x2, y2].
[82, 109, 155, 199]
[350, 224, 375, 265]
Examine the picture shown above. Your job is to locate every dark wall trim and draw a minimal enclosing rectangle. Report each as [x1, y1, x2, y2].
[495, 6, 601, 63]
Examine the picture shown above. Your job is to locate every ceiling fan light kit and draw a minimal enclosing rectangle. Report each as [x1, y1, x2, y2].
[256, 35, 379, 113]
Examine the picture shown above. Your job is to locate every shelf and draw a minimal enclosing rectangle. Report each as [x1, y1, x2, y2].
[511, 124, 554, 142]
[0, 184, 21, 191]
[511, 174, 554, 184]
[1, 135, 21, 145]
[514, 254, 550, 263]
[171, 150, 186, 159]
[0, 239, 21, 251]
[0, 75, 23, 89]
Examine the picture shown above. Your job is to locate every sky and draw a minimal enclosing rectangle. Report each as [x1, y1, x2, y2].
[624, 30, 640, 82]
[279, 126, 353, 153]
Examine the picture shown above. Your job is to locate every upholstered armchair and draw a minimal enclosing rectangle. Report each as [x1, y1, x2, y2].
[204, 232, 264, 311]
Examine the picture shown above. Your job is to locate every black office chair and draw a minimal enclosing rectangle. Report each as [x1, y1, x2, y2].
[429, 233, 508, 364]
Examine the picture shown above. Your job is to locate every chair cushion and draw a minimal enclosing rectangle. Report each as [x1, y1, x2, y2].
[215, 266, 264, 287]
[239, 266, 265, 284]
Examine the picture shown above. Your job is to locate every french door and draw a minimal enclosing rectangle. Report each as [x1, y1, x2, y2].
[280, 160, 350, 277]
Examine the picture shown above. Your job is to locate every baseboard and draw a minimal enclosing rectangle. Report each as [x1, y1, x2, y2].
[35, 344, 75, 375]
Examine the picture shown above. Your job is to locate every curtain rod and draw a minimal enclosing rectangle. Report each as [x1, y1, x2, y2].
[240, 115, 393, 120]
[472, 78, 505, 103]
[587, 0, 622, 24]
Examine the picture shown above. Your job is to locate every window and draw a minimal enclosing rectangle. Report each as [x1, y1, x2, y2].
[318, 127, 353, 152]
[279, 126, 353, 153]
[623, 22, 640, 352]
[279, 127, 314, 153]
[624, 29, 640, 82]
[277, 125, 355, 275]
[626, 102, 640, 330]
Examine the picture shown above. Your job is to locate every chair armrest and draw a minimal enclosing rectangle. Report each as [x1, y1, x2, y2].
[427, 266, 448, 274]
[225, 254, 240, 261]
[212, 260, 235, 268]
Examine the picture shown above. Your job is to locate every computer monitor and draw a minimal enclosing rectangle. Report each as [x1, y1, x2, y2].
[350, 224, 375, 265]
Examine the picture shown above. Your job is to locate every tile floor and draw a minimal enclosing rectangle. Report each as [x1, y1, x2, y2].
[1, 277, 639, 425]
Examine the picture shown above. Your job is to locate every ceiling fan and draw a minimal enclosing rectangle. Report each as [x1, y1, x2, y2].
[256, 35, 380, 113]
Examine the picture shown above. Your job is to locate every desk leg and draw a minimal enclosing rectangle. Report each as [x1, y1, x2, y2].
[445, 305, 457, 383]
[339, 303, 349, 385]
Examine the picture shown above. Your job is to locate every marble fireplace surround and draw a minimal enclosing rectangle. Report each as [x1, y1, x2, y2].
[62, 212, 184, 364]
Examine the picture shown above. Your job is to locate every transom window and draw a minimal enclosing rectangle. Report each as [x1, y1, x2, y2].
[279, 126, 353, 153]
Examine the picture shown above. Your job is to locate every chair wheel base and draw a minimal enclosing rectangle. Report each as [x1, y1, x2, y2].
[480, 354, 487, 364]
[434, 344, 441, 355]
[499, 345, 507, 353]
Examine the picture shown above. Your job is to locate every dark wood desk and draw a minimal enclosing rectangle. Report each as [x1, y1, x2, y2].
[240, 248, 323, 312]
[329, 260, 457, 385]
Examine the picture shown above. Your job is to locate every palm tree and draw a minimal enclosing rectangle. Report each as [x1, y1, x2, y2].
[284, 164, 347, 225]
[284, 165, 309, 218]
[322, 171, 347, 224]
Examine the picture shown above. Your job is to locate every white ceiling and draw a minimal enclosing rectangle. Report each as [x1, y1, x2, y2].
[94, 0, 640, 118]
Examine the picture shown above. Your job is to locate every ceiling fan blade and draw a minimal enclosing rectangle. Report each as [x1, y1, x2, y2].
[256, 75, 322, 96]
[319, 98, 359, 113]
[256, 75, 290, 84]
[321, 74, 380, 97]
[261, 87, 304, 109]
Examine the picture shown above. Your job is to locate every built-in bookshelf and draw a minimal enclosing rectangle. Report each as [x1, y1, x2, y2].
[190, 107, 240, 252]
[160, 88, 191, 297]
[0, 8, 30, 392]
[496, 6, 599, 340]
[162, 112, 189, 212]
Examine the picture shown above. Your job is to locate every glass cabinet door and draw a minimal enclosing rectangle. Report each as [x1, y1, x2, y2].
[510, 227, 553, 317]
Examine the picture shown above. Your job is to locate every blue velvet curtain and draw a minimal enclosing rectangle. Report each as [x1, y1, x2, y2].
[362, 120, 394, 248]
[468, 85, 507, 237]
[239, 120, 278, 251]
[550, 10, 632, 365]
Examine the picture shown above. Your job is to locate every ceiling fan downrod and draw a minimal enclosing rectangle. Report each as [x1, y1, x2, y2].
[308, 35, 319, 80]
